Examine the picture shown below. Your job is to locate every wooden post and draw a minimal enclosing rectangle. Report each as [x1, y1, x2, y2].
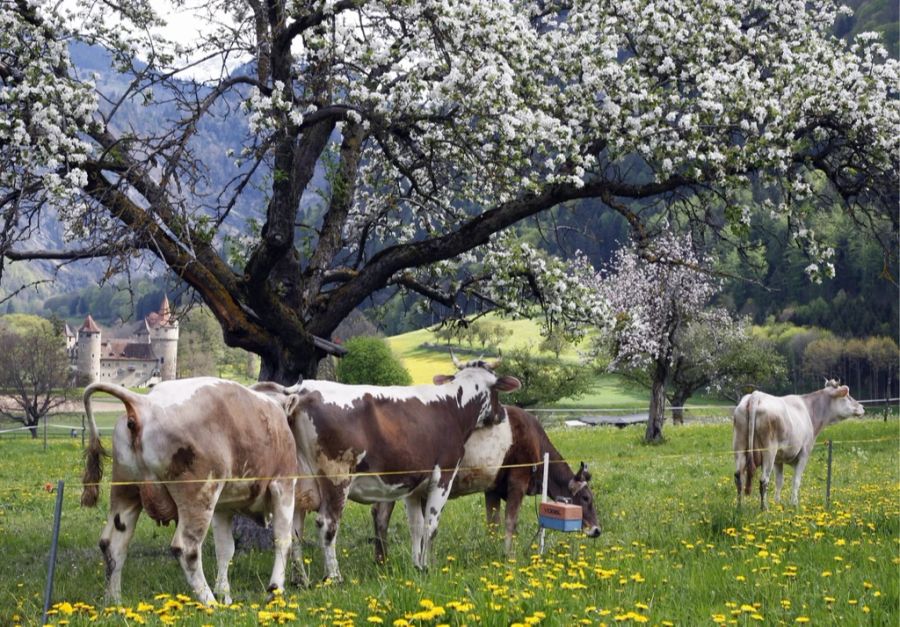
[42, 480, 65, 625]
[825, 439, 833, 510]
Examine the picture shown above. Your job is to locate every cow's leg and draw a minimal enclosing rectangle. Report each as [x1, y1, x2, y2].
[290, 507, 309, 587]
[267, 479, 295, 596]
[485, 490, 502, 529]
[211, 511, 235, 605]
[790, 454, 810, 506]
[758, 449, 776, 511]
[503, 486, 526, 555]
[99, 483, 142, 603]
[773, 462, 785, 504]
[733, 450, 745, 507]
[419, 464, 459, 570]
[372, 501, 396, 564]
[404, 495, 427, 569]
[170, 483, 221, 604]
[316, 480, 350, 583]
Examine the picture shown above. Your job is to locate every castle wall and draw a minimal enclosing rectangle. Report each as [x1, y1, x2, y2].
[98, 358, 159, 387]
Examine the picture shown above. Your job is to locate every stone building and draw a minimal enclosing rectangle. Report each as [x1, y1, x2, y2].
[70, 296, 179, 386]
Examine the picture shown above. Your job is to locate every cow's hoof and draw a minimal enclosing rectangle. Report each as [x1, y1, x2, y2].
[215, 592, 233, 606]
[265, 585, 284, 604]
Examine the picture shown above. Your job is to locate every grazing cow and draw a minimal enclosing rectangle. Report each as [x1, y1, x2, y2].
[80, 378, 299, 604]
[254, 358, 521, 581]
[733, 380, 864, 509]
[372, 405, 601, 560]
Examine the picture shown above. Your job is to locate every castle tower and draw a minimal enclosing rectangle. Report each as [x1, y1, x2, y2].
[147, 295, 179, 380]
[76, 315, 102, 383]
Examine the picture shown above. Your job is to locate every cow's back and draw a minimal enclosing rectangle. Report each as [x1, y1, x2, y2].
[291, 382, 473, 475]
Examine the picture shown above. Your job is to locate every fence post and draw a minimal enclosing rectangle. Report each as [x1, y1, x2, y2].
[42, 480, 65, 625]
[538, 452, 549, 555]
[825, 439, 833, 510]
[43, 416, 47, 451]
[81, 413, 85, 449]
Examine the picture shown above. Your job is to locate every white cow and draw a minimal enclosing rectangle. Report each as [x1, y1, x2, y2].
[81, 378, 300, 604]
[733, 381, 864, 509]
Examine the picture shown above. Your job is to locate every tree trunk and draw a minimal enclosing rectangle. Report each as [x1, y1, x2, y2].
[645, 361, 668, 443]
[671, 389, 688, 425]
[259, 347, 322, 385]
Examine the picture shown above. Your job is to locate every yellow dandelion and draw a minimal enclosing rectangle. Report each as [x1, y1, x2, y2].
[795, 617, 810, 623]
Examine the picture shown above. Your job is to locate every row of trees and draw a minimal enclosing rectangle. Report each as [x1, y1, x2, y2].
[757, 324, 898, 399]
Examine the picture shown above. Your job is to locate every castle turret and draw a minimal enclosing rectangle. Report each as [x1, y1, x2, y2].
[76, 315, 102, 384]
[147, 295, 179, 380]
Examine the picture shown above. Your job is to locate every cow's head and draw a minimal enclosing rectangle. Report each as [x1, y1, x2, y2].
[567, 461, 601, 538]
[825, 383, 865, 422]
[250, 381, 303, 425]
[433, 354, 521, 427]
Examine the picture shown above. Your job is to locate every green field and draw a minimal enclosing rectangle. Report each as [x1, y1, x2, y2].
[385, 320, 731, 414]
[0, 416, 896, 626]
[386, 316, 587, 385]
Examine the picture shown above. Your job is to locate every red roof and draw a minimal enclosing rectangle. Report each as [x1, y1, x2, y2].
[80, 315, 101, 334]
[146, 295, 173, 328]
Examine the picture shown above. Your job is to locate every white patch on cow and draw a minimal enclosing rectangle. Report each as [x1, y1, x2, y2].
[146, 377, 232, 409]
[453, 419, 513, 496]
[291, 371, 494, 414]
[349, 475, 418, 503]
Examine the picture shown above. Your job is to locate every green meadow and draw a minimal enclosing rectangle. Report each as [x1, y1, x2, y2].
[0, 415, 896, 626]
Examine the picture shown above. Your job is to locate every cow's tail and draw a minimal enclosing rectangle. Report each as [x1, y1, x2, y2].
[744, 393, 759, 495]
[80, 382, 143, 507]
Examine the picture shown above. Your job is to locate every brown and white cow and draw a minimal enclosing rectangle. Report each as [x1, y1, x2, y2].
[256, 359, 520, 581]
[733, 380, 864, 510]
[372, 405, 601, 560]
[80, 378, 299, 604]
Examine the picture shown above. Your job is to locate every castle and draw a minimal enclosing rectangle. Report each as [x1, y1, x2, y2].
[65, 296, 179, 386]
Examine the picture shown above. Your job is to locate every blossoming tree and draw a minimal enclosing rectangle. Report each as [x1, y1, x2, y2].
[616, 315, 787, 426]
[1, 0, 896, 383]
[593, 234, 725, 442]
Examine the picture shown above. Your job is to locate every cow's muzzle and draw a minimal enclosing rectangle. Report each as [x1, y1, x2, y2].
[584, 525, 601, 538]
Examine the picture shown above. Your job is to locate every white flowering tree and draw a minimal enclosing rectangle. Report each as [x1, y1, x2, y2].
[1, 0, 897, 383]
[593, 234, 724, 441]
[617, 316, 787, 425]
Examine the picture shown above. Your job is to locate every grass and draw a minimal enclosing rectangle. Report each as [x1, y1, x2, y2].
[0, 416, 896, 626]
[386, 315, 589, 385]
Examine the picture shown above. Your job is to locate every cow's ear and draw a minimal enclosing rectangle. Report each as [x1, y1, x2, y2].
[834, 385, 849, 398]
[568, 478, 587, 495]
[577, 462, 592, 482]
[283, 394, 302, 421]
[494, 375, 522, 392]
[433, 374, 454, 385]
